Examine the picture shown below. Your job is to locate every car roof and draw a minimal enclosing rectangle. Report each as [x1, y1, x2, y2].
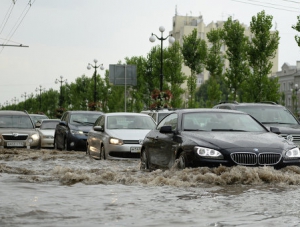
[174, 108, 247, 114]
[215, 102, 283, 108]
[104, 112, 152, 117]
[66, 110, 104, 114]
[0, 110, 29, 116]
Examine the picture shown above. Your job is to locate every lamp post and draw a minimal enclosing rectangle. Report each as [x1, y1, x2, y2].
[291, 83, 299, 117]
[55, 75, 67, 108]
[87, 59, 104, 110]
[149, 26, 175, 92]
[21, 92, 27, 110]
[35, 85, 43, 111]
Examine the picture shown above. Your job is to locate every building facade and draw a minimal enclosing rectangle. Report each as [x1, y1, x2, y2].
[277, 61, 300, 115]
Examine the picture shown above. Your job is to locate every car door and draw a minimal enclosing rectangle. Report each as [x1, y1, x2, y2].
[148, 113, 178, 168]
[55, 112, 69, 149]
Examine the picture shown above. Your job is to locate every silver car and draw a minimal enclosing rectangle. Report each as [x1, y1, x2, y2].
[87, 113, 156, 160]
[0, 110, 40, 149]
[37, 119, 60, 148]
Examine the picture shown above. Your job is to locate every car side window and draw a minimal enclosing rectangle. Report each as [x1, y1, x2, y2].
[99, 116, 105, 128]
[157, 113, 177, 131]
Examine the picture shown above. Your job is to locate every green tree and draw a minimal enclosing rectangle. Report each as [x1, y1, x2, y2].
[164, 41, 186, 108]
[205, 28, 224, 107]
[222, 17, 249, 101]
[181, 28, 207, 107]
[245, 10, 280, 102]
[292, 15, 300, 47]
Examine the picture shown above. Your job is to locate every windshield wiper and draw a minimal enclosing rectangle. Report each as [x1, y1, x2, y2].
[184, 129, 205, 131]
[261, 122, 293, 124]
[211, 129, 246, 131]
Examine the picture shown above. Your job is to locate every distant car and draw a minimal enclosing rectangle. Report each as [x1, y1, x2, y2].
[141, 109, 175, 123]
[0, 110, 40, 149]
[140, 109, 300, 170]
[87, 112, 156, 160]
[213, 102, 300, 147]
[37, 119, 60, 149]
[29, 113, 49, 127]
[54, 111, 103, 151]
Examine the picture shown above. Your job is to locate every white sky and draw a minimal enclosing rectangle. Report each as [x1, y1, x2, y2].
[0, 0, 300, 106]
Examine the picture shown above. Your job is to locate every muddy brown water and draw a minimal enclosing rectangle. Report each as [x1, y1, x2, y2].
[1, 148, 300, 227]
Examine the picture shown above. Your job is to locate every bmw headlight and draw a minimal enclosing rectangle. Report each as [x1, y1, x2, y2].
[31, 133, 40, 141]
[195, 146, 224, 159]
[285, 147, 300, 159]
[70, 130, 84, 135]
[109, 137, 123, 145]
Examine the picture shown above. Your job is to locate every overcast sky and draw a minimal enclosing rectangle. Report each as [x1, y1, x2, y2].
[0, 0, 300, 107]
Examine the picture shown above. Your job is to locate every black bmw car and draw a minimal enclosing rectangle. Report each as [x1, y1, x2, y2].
[140, 109, 300, 170]
[54, 110, 103, 151]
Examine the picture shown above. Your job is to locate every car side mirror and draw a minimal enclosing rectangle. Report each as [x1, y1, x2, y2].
[94, 126, 104, 132]
[59, 121, 67, 127]
[270, 126, 280, 134]
[159, 125, 173, 133]
[35, 122, 41, 128]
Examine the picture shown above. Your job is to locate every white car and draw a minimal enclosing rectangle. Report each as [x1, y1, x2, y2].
[87, 112, 156, 160]
[37, 119, 60, 148]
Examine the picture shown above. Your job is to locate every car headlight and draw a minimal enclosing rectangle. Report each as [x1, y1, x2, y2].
[194, 146, 224, 159]
[70, 130, 84, 135]
[109, 137, 123, 145]
[31, 133, 40, 141]
[285, 147, 300, 159]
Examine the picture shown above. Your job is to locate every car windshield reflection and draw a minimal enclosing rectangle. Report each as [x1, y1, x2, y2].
[182, 112, 266, 132]
[107, 116, 156, 130]
[0, 116, 33, 129]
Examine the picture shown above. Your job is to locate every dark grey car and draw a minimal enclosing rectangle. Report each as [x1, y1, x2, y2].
[54, 111, 103, 151]
[213, 102, 300, 147]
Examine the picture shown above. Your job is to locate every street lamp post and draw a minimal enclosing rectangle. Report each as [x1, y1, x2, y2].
[291, 83, 299, 117]
[21, 92, 27, 110]
[149, 26, 175, 92]
[87, 59, 104, 110]
[55, 76, 67, 108]
[35, 85, 43, 111]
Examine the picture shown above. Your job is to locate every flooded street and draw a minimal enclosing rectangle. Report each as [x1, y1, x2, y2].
[1, 149, 300, 226]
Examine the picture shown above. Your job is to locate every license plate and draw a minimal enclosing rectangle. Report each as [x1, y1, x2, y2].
[130, 147, 141, 153]
[7, 141, 24, 147]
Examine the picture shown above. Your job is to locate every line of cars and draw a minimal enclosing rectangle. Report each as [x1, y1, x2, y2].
[1, 102, 300, 170]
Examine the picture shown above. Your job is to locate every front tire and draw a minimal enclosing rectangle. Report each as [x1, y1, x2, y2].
[178, 152, 188, 169]
[100, 145, 106, 160]
[64, 138, 69, 151]
[140, 150, 149, 170]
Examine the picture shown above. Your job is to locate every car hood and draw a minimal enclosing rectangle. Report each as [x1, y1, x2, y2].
[107, 129, 151, 140]
[0, 128, 37, 134]
[39, 129, 55, 136]
[183, 131, 292, 149]
[262, 123, 300, 134]
[69, 124, 93, 133]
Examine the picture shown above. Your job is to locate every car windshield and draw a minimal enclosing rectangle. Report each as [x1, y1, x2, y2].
[0, 115, 34, 129]
[235, 106, 298, 124]
[30, 115, 48, 123]
[40, 121, 59, 129]
[70, 114, 101, 125]
[107, 115, 156, 129]
[182, 112, 266, 132]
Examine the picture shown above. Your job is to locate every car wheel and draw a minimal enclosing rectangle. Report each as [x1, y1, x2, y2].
[140, 150, 149, 170]
[86, 144, 90, 155]
[64, 138, 69, 151]
[54, 137, 61, 151]
[100, 145, 106, 160]
[178, 152, 188, 169]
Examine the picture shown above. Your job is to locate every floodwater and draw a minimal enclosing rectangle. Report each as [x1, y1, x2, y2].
[1, 149, 300, 227]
